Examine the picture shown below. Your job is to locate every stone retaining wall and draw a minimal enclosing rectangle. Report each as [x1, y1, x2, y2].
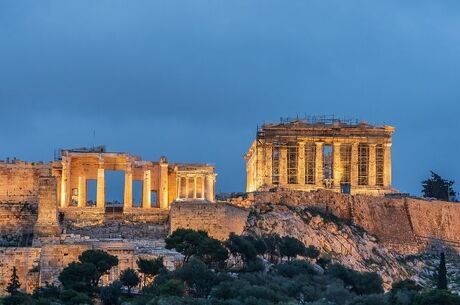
[169, 201, 250, 240]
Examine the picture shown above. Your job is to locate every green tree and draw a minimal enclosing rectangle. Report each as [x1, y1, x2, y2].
[120, 268, 140, 297]
[437, 252, 448, 290]
[58, 262, 96, 292]
[6, 266, 21, 295]
[137, 257, 165, 288]
[78, 250, 119, 288]
[175, 258, 217, 298]
[413, 289, 460, 305]
[243, 235, 267, 256]
[279, 236, 306, 261]
[165, 229, 209, 263]
[262, 234, 282, 263]
[305, 245, 320, 260]
[195, 237, 228, 268]
[100, 281, 122, 305]
[391, 279, 422, 292]
[422, 171, 456, 201]
[59, 289, 94, 305]
[327, 264, 384, 295]
[225, 233, 258, 268]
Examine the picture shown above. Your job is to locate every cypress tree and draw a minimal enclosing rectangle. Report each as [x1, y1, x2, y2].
[6, 266, 21, 295]
[437, 252, 448, 290]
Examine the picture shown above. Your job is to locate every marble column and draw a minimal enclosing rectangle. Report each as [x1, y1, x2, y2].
[315, 142, 324, 188]
[142, 169, 151, 209]
[124, 166, 133, 209]
[205, 174, 215, 202]
[333, 143, 342, 187]
[279, 146, 288, 185]
[264, 144, 273, 186]
[60, 163, 68, 208]
[368, 144, 377, 186]
[351, 143, 359, 188]
[96, 167, 105, 209]
[159, 157, 169, 209]
[77, 176, 86, 208]
[383, 143, 392, 187]
[298, 142, 306, 185]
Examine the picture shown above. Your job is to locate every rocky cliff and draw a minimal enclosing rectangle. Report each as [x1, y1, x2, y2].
[244, 202, 410, 289]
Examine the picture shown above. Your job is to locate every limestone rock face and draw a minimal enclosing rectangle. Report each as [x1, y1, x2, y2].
[244, 202, 410, 289]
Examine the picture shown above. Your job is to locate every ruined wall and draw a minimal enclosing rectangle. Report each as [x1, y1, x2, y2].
[407, 199, 460, 246]
[0, 247, 41, 294]
[0, 242, 182, 296]
[0, 204, 37, 246]
[169, 201, 250, 240]
[0, 162, 50, 203]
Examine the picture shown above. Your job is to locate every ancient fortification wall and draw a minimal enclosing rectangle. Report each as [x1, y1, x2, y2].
[0, 247, 41, 294]
[0, 161, 50, 203]
[169, 201, 250, 240]
[242, 189, 460, 251]
[0, 242, 182, 296]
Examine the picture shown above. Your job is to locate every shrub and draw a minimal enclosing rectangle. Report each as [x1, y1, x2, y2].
[100, 281, 122, 305]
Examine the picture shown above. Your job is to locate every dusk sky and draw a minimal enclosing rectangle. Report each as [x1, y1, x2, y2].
[1, 1, 459, 195]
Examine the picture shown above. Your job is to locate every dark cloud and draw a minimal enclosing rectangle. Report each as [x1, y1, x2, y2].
[0, 0, 459, 193]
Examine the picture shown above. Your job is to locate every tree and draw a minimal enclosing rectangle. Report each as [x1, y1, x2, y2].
[78, 249, 119, 287]
[304, 245, 320, 260]
[225, 233, 258, 267]
[327, 264, 384, 295]
[422, 171, 456, 201]
[175, 258, 217, 298]
[262, 234, 282, 263]
[414, 289, 460, 305]
[100, 281, 122, 305]
[437, 252, 448, 290]
[58, 262, 96, 292]
[120, 268, 140, 297]
[279, 236, 306, 261]
[165, 229, 209, 263]
[391, 279, 422, 292]
[137, 257, 165, 288]
[6, 266, 21, 295]
[195, 237, 228, 268]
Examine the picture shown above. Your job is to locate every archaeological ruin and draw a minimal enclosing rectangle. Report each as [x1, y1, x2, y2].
[0, 119, 459, 295]
[245, 116, 395, 195]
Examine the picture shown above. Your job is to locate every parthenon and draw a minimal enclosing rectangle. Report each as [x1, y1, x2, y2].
[245, 116, 395, 195]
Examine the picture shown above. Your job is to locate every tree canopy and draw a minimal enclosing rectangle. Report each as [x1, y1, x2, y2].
[422, 171, 457, 201]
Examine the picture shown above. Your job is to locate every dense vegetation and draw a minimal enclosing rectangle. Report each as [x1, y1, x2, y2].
[422, 171, 457, 201]
[2, 229, 460, 305]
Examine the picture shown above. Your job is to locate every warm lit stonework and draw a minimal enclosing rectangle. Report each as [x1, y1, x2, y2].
[245, 116, 395, 195]
[52, 146, 216, 212]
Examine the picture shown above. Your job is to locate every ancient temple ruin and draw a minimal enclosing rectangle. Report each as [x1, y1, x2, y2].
[245, 116, 395, 195]
[52, 147, 216, 211]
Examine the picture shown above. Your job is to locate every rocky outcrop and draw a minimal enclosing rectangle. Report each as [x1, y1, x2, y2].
[244, 202, 410, 289]
[228, 189, 460, 253]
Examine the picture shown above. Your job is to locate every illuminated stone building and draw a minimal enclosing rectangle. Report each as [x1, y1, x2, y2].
[52, 146, 217, 211]
[245, 116, 395, 195]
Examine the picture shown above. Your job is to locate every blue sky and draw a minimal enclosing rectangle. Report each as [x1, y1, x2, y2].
[0, 1, 459, 194]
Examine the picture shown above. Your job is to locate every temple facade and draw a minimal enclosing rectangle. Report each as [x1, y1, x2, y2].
[51, 147, 216, 211]
[245, 117, 395, 195]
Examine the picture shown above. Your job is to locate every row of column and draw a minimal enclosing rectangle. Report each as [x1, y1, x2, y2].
[261, 142, 391, 188]
[176, 174, 216, 201]
[60, 161, 170, 209]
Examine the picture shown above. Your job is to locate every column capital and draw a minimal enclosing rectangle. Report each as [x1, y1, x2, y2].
[98, 155, 104, 167]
